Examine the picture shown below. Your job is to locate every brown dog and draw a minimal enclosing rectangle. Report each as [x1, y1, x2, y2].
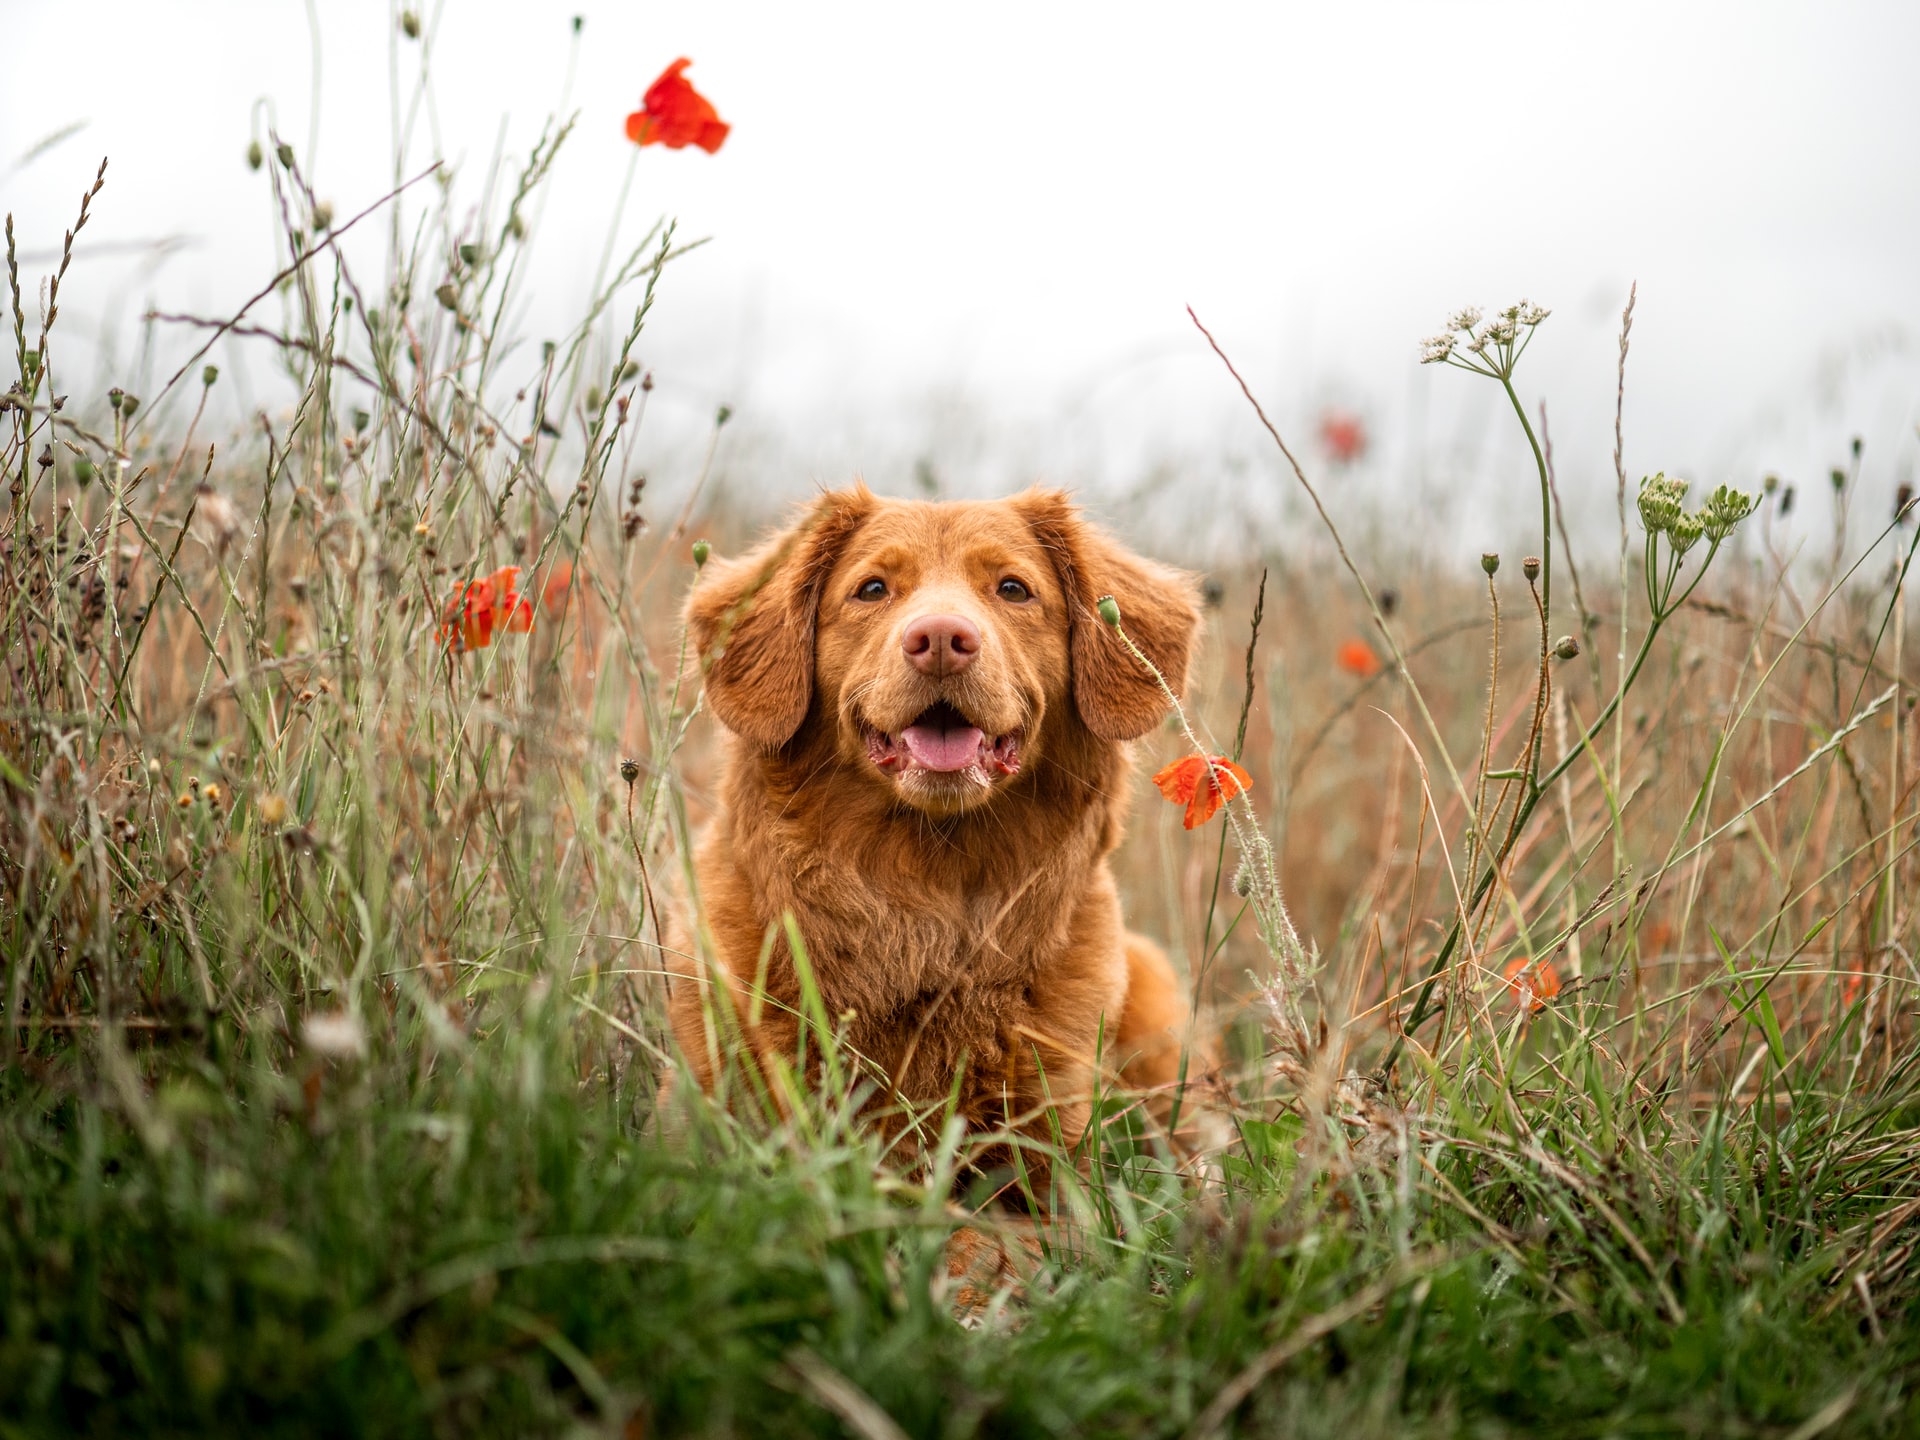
[668, 484, 1200, 1193]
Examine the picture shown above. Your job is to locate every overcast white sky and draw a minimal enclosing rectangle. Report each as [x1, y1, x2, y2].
[5, 2, 1918, 562]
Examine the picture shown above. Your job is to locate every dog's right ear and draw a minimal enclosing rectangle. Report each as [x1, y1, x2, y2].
[684, 486, 877, 749]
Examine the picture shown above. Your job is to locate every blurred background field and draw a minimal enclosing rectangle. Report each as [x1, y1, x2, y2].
[3, 6, 1919, 1437]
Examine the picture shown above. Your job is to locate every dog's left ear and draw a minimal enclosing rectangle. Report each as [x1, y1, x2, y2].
[1014, 489, 1201, 741]
[685, 485, 877, 749]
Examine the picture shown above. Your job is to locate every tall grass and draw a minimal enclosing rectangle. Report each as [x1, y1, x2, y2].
[3, 30, 1918, 1437]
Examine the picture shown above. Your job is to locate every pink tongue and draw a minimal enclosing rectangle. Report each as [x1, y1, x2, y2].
[900, 722, 985, 772]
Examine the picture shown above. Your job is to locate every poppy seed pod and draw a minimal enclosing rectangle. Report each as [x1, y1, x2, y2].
[458, 243, 479, 268]
[691, 539, 711, 568]
[400, 10, 420, 37]
[715, 405, 732, 427]
[108, 387, 124, 411]
[1522, 556, 1540, 582]
[275, 143, 294, 168]
[246, 140, 263, 171]
[1831, 468, 1847, 492]
[1096, 595, 1123, 628]
[435, 283, 458, 311]
[118, 394, 140, 419]
[311, 201, 333, 231]
[619, 758, 640, 785]
[1554, 635, 1580, 660]
[1481, 553, 1500, 575]
[202, 365, 219, 387]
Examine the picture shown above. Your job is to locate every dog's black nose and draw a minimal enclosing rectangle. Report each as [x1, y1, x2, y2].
[901, 613, 981, 677]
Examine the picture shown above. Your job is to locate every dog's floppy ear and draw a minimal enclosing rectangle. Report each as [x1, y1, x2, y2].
[1015, 489, 1201, 741]
[685, 485, 877, 749]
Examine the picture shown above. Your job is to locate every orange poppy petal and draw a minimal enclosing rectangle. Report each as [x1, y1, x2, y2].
[628, 59, 729, 152]
[1152, 755, 1203, 805]
[507, 596, 534, 633]
[1336, 638, 1381, 677]
[1184, 786, 1219, 829]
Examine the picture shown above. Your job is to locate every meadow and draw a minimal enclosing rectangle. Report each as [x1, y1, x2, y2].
[3, 73, 1919, 1439]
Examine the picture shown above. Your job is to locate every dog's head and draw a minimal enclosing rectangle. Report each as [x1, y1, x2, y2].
[686, 485, 1199, 815]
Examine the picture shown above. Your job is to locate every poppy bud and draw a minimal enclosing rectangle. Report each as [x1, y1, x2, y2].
[586, 386, 604, 414]
[73, 458, 94, 488]
[1231, 863, 1253, 898]
[619, 758, 640, 784]
[715, 405, 732, 427]
[119, 394, 140, 419]
[691, 539, 710, 568]
[1554, 635, 1580, 660]
[435, 282, 458, 311]
[1522, 556, 1540, 582]
[1852, 436, 1863, 459]
[1763, 474, 1779, 495]
[1779, 485, 1795, 516]
[311, 201, 333, 231]
[400, 9, 420, 37]
[1096, 595, 1123, 628]
[1831, 468, 1846, 492]
[246, 140, 263, 171]
[619, 360, 640, 382]
[508, 213, 526, 240]
[352, 409, 369, 434]
[571, 14, 583, 33]
[275, 143, 294, 168]
[1481, 553, 1499, 575]
[202, 365, 219, 387]
[458, 242, 479, 268]
[541, 341, 556, 362]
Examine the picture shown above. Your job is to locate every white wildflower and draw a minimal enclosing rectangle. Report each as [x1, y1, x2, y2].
[301, 1008, 367, 1059]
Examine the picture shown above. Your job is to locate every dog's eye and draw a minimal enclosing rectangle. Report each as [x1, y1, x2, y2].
[855, 578, 888, 602]
[996, 577, 1031, 603]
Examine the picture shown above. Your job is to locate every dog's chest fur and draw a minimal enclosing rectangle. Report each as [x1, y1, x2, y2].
[697, 742, 1131, 1104]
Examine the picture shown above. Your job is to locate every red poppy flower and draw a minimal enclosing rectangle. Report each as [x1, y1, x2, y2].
[1502, 956, 1562, 1014]
[625, 58, 730, 153]
[1319, 409, 1367, 465]
[1336, 638, 1382, 677]
[439, 566, 534, 651]
[1152, 753, 1254, 830]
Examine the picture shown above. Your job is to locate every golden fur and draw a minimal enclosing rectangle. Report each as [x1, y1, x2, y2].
[668, 485, 1201, 1184]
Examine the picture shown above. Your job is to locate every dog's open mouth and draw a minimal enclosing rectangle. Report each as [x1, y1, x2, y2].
[864, 701, 1022, 778]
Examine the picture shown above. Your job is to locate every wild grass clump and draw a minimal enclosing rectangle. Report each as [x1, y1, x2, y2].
[3, 27, 1919, 1437]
